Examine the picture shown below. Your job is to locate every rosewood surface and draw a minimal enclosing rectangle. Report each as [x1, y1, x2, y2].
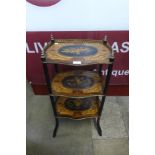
[56, 96, 99, 119]
[45, 39, 113, 65]
[51, 70, 104, 97]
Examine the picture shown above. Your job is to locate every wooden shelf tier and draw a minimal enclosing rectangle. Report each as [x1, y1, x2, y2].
[51, 70, 104, 97]
[56, 96, 99, 119]
[45, 39, 113, 65]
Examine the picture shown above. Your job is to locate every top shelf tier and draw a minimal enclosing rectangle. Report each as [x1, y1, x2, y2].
[43, 39, 114, 66]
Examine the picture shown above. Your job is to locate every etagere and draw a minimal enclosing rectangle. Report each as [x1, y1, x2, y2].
[41, 35, 114, 137]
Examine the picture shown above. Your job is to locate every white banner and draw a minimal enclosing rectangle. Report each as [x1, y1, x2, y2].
[26, 0, 129, 31]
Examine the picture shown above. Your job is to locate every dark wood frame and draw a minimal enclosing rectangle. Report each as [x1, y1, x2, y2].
[41, 35, 114, 137]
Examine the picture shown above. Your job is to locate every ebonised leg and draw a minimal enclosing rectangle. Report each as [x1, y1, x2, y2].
[93, 117, 102, 136]
[96, 117, 102, 136]
[49, 96, 59, 138]
[98, 64, 103, 76]
[53, 118, 59, 137]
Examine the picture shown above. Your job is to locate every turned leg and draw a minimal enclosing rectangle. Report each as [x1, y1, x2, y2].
[96, 117, 102, 136]
[93, 117, 102, 136]
[53, 118, 59, 137]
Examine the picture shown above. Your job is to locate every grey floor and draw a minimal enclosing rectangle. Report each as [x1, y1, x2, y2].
[27, 83, 129, 155]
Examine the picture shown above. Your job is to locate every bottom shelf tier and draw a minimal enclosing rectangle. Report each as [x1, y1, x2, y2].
[56, 97, 99, 119]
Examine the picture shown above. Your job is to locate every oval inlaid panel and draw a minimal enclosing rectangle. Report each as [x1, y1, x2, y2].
[58, 45, 97, 57]
[62, 75, 94, 89]
[64, 98, 92, 111]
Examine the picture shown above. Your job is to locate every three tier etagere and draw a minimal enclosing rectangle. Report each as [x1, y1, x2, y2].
[41, 35, 114, 137]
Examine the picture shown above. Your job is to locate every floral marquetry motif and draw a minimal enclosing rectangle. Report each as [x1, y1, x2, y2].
[51, 70, 104, 97]
[59, 45, 97, 57]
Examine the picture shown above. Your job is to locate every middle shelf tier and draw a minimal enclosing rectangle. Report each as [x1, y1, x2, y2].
[51, 70, 104, 97]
